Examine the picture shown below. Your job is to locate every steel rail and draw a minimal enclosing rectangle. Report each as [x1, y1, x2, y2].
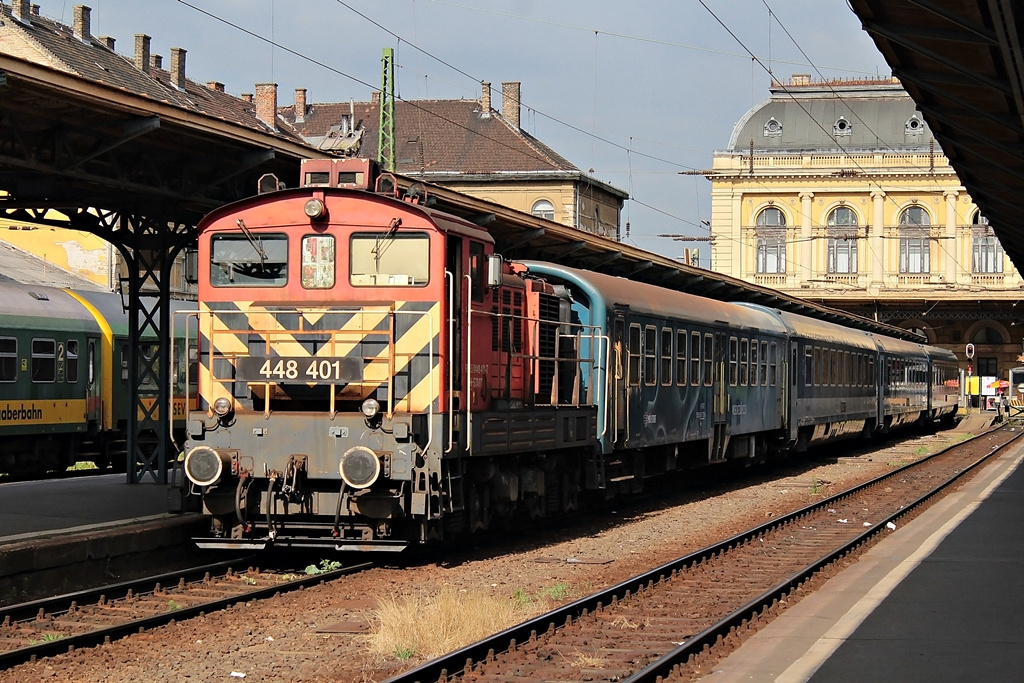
[0, 560, 372, 670]
[387, 425, 1019, 683]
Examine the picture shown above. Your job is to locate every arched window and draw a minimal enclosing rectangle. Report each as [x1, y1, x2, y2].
[531, 199, 555, 221]
[972, 211, 1003, 274]
[898, 206, 930, 274]
[826, 207, 858, 274]
[972, 326, 1005, 345]
[755, 207, 786, 274]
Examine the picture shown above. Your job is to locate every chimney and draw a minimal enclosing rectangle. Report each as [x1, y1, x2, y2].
[502, 81, 521, 130]
[12, 0, 30, 23]
[134, 34, 151, 74]
[481, 81, 491, 116]
[207, 81, 225, 92]
[294, 88, 307, 124]
[241, 92, 253, 103]
[150, 55, 163, 70]
[31, 4, 39, 15]
[72, 5, 91, 42]
[98, 36, 115, 50]
[170, 47, 186, 90]
[254, 83, 278, 129]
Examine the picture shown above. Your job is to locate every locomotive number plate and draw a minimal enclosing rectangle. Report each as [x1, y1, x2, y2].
[236, 356, 362, 383]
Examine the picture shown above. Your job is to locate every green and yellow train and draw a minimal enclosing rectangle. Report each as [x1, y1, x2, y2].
[0, 280, 195, 475]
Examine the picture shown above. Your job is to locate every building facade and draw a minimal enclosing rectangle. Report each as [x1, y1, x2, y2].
[708, 76, 1023, 384]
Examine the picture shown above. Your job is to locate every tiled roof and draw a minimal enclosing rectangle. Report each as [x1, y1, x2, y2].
[0, 4, 305, 144]
[281, 97, 581, 175]
[0, 238, 108, 290]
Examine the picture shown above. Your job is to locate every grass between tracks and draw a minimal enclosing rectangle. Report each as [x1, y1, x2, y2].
[368, 583, 572, 662]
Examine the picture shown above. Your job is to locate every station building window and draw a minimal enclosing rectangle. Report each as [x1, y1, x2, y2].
[898, 206, 930, 274]
[755, 207, 786, 274]
[531, 199, 555, 220]
[827, 207, 858, 274]
[972, 212, 1004, 274]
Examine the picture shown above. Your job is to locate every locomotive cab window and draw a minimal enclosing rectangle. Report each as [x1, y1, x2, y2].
[211, 233, 288, 287]
[0, 337, 15, 382]
[469, 242, 486, 302]
[32, 338, 56, 383]
[301, 235, 335, 289]
[350, 232, 429, 286]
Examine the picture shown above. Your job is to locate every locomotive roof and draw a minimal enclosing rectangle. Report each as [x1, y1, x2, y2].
[522, 262, 787, 334]
[0, 282, 96, 331]
[197, 187, 494, 243]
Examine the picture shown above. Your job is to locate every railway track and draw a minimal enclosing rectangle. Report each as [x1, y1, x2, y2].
[0, 558, 371, 669]
[388, 424, 1021, 683]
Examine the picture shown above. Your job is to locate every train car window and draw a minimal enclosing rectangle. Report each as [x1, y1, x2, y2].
[350, 232, 429, 286]
[469, 242, 486, 302]
[729, 337, 738, 386]
[66, 340, 79, 383]
[121, 344, 129, 384]
[740, 339, 749, 386]
[813, 347, 822, 385]
[703, 333, 713, 386]
[628, 324, 641, 386]
[769, 342, 778, 386]
[805, 347, 813, 386]
[644, 326, 657, 386]
[301, 235, 335, 289]
[0, 337, 15, 382]
[750, 340, 759, 385]
[31, 338, 56, 383]
[676, 330, 687, 386]
[661, 328, 673, 386]
[691, 331, 700, 386]
[830, 349, 838, 386]
[210, 234, 288, 287]
[760, 340, 769, 385]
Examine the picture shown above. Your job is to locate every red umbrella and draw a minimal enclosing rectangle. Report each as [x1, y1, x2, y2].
[988, 379, 1010, 389]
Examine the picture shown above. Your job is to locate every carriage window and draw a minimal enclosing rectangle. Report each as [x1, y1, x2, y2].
[805, 347, 813, 386]
[869, 357, 875, 384]
[676, 330, 687, 386]
[66, 340, 79, 383]
[729, 337, 739, 386]
[628, 324, 641, 386]
[813, 347, 822, 385]
[703, 333, 713, 386]
[760, 340, 769, 385]
[301, 235, 335, 289]
[350, 232, 430, 286]
[769, 342, 778, 386]
[740, 338, 749, 386]
[661, 328, 673, 386]
[831, 350, 839, 386]
[32, 338, 56, 383]
[0, 337, 15, 382]
[211, 233, 288, 287]
[691, 331, 701, 386]
[121, 344, 129, 384]
[644, 326, 657, 386]
[750, 340, 759, 386]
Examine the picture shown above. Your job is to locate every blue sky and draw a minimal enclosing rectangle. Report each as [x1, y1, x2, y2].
[63, 0, 889, 261]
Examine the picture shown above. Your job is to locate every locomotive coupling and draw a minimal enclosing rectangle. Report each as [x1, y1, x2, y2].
[184, 446, 233, 487]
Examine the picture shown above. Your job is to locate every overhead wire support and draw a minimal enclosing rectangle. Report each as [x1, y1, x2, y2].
[378, 47, 396, 172]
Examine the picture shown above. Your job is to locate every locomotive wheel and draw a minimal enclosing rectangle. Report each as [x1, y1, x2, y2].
[468, 484, 492, 532]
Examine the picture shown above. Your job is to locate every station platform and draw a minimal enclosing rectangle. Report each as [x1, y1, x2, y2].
[701, 433, 1024, 682]
[0, 474, 208, 603]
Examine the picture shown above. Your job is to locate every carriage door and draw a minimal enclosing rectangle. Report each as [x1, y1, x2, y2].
[711, 331, 729, 462]
[613, 315, 626, 445]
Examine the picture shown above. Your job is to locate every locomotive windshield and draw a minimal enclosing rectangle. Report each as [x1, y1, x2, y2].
[210, 234, 288, 287]
[350, 232, 429, 286]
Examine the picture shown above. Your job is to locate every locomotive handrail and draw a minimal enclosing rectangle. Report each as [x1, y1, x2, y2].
[445, 270, 455, 454]
[464, 272, 473, 453]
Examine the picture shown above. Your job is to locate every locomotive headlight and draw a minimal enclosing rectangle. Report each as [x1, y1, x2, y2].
[212, 397, 233, 417]
[360, 397, 380, 418]
[184, 446, 230, 487]
[339, 446, 381, 488]
[303, 198, 328, 220]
